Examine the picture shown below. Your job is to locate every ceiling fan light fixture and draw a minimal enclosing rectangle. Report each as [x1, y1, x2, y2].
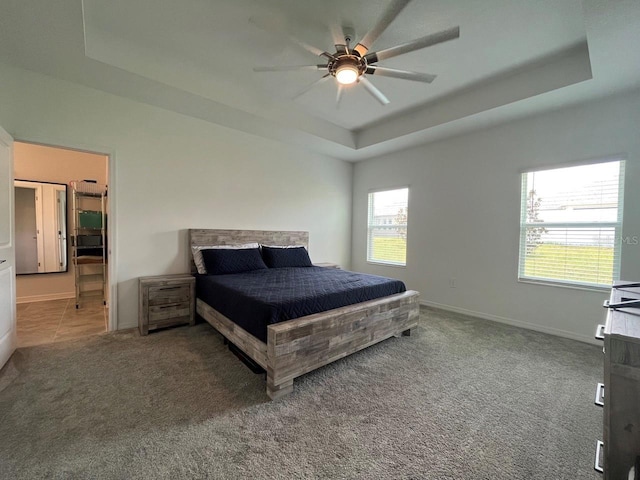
[252, 0, 460, 106]
[335, 64, 359, 85]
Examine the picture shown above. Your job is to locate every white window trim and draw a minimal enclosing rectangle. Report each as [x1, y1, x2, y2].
[366, 261, 407, 268]
[517, 277, 610, 293]
[517, 160, 625, 289]
[367, 186, 409, 267]
[519, 154, 625, 174]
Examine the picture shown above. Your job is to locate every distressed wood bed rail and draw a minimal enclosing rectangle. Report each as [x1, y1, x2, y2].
[189, 228, 420, 400]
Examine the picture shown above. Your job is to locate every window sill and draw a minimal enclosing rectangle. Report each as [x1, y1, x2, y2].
[367, 261, 406, 269]
[518, 277, 610, 293]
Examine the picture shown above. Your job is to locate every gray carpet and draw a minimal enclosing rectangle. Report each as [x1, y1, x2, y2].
[0, 307, 602, 479]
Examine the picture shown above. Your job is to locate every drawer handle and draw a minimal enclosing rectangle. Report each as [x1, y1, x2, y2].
[158, 303, 182, 309]
[605, 298, 640, 310]
[595, 440, 604, 473]
[594, 383, 604, 407]
[157, 286, 181, 291]
[595, 324, 605, 340]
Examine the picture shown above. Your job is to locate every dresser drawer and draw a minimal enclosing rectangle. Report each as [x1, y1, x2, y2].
[148, 284, 191, 305]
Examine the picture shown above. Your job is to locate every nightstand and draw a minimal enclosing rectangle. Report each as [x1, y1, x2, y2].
[313, 262, 341, 269]
[138, 274, 196, 335]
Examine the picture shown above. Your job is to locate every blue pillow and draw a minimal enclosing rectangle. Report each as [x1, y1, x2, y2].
[201, 247, 267, 275]
[261, 246, 313, 268]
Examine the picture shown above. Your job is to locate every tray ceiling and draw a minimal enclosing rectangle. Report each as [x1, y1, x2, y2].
[0, 0, 639, 160]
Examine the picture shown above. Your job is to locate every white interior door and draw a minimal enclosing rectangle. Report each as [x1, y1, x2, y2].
[0, 126, 16, 370]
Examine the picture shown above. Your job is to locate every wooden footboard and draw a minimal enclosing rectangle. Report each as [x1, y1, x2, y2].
[197, 291, 420, 400]
[265, 290, 419, 399]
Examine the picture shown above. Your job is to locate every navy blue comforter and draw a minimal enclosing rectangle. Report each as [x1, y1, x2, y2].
[196, 267, 406, 342]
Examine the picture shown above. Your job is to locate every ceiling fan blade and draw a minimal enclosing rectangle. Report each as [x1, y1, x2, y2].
[359, 76, 390, 105]
[336, 85, 344, 108]
[353, 0, 412, 57]
[364, 26, 459, 63]
[253, 65, 327, 72]
[366, 66, 437, 83]
[293, 74, 331, 100]
[330, 22, 347, 53]
[249, 16, 334, 59]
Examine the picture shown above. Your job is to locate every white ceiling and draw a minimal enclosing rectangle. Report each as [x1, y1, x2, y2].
[0, 0, 639, 161]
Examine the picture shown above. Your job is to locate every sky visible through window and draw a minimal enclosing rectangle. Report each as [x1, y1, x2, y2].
[372, 188, 408, 216]
[528, 161, 620, 224]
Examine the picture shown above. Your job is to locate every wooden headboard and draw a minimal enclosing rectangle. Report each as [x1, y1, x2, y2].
[187, 229, 309, 274]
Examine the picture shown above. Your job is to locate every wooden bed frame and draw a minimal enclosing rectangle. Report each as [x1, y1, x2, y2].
[189, 229, 420, 400]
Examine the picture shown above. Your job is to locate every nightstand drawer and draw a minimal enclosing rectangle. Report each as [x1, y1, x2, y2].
[149, 302, 190, 322]
[148, 285, 190, 305]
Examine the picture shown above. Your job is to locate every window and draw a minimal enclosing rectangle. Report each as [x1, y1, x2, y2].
[519, 160, 625, 288]
[367, 187, 408, 266]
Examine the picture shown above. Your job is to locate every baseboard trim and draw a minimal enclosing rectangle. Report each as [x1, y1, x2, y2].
[420, 300, 599, 346]
[118, 322, 138, 331]
[16, 292, 75, 304]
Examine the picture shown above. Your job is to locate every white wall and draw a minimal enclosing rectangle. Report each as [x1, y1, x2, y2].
[353, 89, 640, 344]
[0, 62, 353, 330]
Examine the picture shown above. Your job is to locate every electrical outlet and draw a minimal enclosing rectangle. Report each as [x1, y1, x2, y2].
[449, 278, 457, 288]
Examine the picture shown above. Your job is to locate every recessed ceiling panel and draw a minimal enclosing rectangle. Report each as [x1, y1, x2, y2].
[0, 0, 638, 161]
[83, 0, 587, 132]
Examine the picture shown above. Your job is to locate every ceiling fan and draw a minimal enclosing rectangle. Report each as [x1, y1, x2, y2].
[252, 0, 460, 106]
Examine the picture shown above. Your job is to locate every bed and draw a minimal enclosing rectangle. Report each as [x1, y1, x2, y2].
[189, 229, 420, 399]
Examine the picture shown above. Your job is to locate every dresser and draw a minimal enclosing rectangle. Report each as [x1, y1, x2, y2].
[595, 281, 640, 478]
[139, 274, 196, 335]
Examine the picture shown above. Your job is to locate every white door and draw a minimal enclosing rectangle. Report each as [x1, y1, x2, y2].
[0, 126, 16, 370]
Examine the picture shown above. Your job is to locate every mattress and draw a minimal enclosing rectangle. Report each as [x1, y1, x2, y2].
[196, 266, 406, 342]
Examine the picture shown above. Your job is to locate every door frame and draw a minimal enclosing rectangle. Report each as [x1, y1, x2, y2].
[0, 126, 16, 368]
[14, 136, 118, 332]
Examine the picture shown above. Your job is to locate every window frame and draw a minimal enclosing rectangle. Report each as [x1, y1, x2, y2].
[367, 186, 409, 268]
[517, 158, 625, 291]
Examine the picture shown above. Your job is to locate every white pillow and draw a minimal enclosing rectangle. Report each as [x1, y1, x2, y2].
[261, 244, 305, 249]
[191, 243, 259, 274]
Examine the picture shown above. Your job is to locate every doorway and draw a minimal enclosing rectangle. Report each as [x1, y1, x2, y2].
[13, 141, 112, 347]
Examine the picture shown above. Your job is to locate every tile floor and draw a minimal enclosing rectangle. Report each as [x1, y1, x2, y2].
[17, 298, 108, 348]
